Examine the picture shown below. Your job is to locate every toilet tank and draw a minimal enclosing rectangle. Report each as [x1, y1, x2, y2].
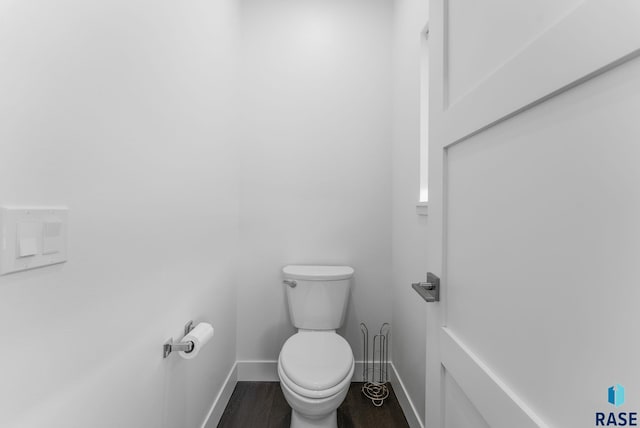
[282, 265, 354, 330]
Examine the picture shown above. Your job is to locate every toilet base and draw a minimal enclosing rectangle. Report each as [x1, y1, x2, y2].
[291, 409, 337, 428]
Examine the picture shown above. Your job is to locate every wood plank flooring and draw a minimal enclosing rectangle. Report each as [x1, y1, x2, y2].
[217, 382, 410, 428]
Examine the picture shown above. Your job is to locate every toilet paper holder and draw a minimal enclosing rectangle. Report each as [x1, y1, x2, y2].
[163, 320, 196, 358]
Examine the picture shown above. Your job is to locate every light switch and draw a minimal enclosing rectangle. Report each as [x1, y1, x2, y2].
[1, 206, 68, 275]
[43, 219, 62, 255]
[17, 222, 39, 257]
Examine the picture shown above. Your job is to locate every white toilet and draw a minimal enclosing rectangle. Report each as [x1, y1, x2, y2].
[278, 265, 355, 428]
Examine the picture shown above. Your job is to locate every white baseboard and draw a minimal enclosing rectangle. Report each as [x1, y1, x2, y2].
[206, 360, 423, 428]
[352, 361, 366, 382]
[389, 362, 424, 428]
[237, 360, 279, 381]
[202, 362, 238, 428]
[236, 360, 370, 382]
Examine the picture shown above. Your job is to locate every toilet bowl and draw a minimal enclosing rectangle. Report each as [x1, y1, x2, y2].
[278, 331, 354, 428]
[278, 265, 355, 428]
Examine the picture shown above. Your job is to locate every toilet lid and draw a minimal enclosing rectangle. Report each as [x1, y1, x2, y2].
[280, 332, 353, 391]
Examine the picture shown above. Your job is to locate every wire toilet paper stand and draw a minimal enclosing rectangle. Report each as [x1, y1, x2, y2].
[360, 322, 390, 406]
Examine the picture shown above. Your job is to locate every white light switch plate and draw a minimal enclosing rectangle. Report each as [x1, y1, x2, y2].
[0, 206, 68, 275]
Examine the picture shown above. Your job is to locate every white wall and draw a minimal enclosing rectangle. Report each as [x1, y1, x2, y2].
[237, 0, 393, 363]
[0, 1, 239, 427]
[390, 0, 429, 424]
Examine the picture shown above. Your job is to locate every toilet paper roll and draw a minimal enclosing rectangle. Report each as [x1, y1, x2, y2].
[179, 322, 214, 360]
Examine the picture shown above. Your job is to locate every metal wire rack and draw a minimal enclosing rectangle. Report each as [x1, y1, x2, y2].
[360, 322, 390, 406]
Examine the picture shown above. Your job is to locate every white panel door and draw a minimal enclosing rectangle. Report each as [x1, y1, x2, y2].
[426, 1, 640, 427]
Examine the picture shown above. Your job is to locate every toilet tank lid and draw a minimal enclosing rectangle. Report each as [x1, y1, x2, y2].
[282, 265, 354, 280]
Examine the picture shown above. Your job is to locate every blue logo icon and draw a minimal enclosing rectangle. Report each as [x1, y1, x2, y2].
[609, 384, 626, 408]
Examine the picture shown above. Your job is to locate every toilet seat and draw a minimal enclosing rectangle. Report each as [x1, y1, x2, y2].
[279, 358, 354, 400]
[279, 331, 354, 399]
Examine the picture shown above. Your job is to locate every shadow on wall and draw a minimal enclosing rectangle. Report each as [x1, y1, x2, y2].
[261, 285, 297, 357]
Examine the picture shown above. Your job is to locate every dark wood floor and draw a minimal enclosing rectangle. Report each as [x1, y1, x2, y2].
[217, 382, 409, 428]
